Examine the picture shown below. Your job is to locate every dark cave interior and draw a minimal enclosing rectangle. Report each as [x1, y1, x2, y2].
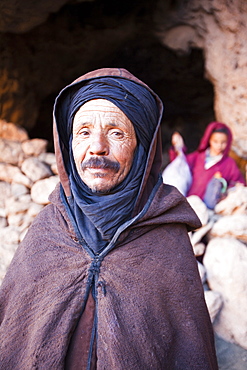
[3, 0, 215, 161]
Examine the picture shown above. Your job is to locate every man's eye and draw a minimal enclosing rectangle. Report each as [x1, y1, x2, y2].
[79, 129, 90, 136]
[110, 130, 124, 138]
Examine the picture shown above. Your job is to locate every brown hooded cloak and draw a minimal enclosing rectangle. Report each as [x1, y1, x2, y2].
[0, 68, 218, 369]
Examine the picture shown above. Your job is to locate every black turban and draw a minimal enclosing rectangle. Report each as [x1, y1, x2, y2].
[67, 77, 159, 152]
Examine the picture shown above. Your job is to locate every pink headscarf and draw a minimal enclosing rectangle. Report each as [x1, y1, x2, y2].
[197, 121, 232, 158]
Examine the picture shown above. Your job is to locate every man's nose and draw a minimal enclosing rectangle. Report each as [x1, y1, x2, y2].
[89, 133, 109, 155]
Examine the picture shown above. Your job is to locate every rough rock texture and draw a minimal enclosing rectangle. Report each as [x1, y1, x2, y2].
[204, 237, 247, 350]
[0, 123, 58, 281]
[211, 214, 247, 242]
[215, 185, 247, 215]
[187, 187, 247, 351]
[156, 0, 247, 158]
[31, 176, 59, 204]
[0, 120, 28, 141]
[186, 195, 209, 226]
[0, 0, 69, 33]
[204, 290, 223, 324]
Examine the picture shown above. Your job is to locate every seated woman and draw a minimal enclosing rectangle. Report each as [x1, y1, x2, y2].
[168, 121, 246, 209]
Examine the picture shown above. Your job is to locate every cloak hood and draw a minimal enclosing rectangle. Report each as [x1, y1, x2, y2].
[197, 121, 232, 157]
[53, 68, 163, 215]
[0, 74, 215, 370]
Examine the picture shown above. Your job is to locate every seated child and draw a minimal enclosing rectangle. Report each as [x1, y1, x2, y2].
[168, 121, 246, 209]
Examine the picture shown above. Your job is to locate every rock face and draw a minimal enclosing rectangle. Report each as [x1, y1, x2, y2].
[187, 188, 247, 350]
[156, 0, 247, 158]
[204, 238, 247, 350]
[0, 0, 68, 33]
[1, 0, 247, 167]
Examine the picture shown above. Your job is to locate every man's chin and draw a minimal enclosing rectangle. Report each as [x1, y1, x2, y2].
[81, 172, 125, 193]
[84, 179, 114, 194]
[91, 187, 111, 194]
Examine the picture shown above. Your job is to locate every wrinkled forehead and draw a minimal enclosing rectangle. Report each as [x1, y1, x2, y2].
[72, 99, 135, 132]
[74, 98, 127, 116]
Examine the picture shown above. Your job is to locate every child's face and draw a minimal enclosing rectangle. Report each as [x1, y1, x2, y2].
[209, 132, 228, 156]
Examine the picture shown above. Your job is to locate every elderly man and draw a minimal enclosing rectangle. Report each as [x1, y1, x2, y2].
[0, 68, 218, 369]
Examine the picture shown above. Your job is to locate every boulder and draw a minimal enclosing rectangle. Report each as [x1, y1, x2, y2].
[7, 213, 25, 227]
[31, 176, 59, 204]
[21, 157, 53, 182]
[0, 182, 11, 208]
[0, 139, 24, 165]
[5, 195, 31, 215]
[215, 185, 247, 216]
[10, 183, 29, 198]
[210, 214, 247, 242]
[21, 138, 48, 156]
[190, 220, 214, 246]
[26, 202, 44, 218]
[39, 152, 58, 175]
[0, 217, 7, 228]
[0, 163, 32, 187]
[0, 208, 6, 218]
[204, 290, 223, 323]
[0, 225, 20, 245]
[186, 195, 209, 226]
[0, 120, 29, 142]
[203, 237, 247, 349]
[38, 152, 56, 166]
[192, 242, 206, 257]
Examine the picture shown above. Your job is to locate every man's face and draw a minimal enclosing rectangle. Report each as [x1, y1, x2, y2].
[72, 99, 137, 193]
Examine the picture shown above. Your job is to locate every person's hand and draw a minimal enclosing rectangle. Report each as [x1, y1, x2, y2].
[214, 171, 222, 178]
[171, 132, 184, 152]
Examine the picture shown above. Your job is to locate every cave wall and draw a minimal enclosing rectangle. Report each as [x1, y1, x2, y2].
[0, 0, 247, 159]
[156, 0, 247, 157]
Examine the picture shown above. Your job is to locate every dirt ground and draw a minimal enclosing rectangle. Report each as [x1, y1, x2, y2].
[215, 334, 247, 369]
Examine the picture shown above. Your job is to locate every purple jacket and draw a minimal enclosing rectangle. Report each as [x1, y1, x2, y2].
[171, 122, 245, 199]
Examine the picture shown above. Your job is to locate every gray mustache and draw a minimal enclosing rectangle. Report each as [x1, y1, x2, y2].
[81, 157, 120, 173]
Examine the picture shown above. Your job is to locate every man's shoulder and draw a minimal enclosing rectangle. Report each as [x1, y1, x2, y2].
[142, 181, 201, 230]
[24, 189, 74, 243]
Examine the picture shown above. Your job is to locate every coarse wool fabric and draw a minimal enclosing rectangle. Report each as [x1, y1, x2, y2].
[0, 184, 217, 369]
[0, 68, 218, 369]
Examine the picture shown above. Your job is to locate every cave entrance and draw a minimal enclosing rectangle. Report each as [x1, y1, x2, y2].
[33, 44, 214, 164]
[107, 37, 215, 166]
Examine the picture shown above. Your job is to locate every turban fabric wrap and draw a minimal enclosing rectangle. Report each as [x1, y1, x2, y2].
[67, 77, 159, 152]
[61, 77, 160, 253]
